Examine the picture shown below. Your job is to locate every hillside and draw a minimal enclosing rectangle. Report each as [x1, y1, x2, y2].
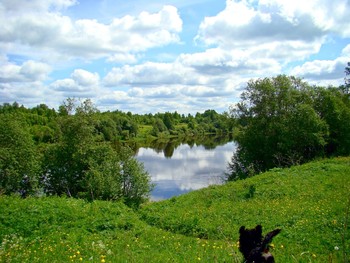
[1, 157, 349, 262]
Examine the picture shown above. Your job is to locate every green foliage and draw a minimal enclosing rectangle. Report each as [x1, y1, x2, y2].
[151, 118, 168, 136]
[314, 87, 350, 155]
[41, 111, 152, 206]
[0, 115, 40, 196]
[84, 145, 153, 207]
[42, 115, 95, 197]
[0, 98, 231, 206]
[0, 99, 153, 206]
[163, 112, 175, 130]
[228, 75, 350, 180]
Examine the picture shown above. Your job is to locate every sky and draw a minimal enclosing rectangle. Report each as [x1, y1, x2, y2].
[1, 0, 350, 114]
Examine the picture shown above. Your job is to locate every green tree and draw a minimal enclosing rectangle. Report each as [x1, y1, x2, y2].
[42, 115, 94, 197]
[314, 87, 350, 155]
[115, 146, 153, 207]
[151, 118, 168, 136]
[42, 99, 152, 206]
[163, 112, 175, 130]
[82, 144, 152, 207]
[0, 115, 40, 196]
[228, 75, 328, 180]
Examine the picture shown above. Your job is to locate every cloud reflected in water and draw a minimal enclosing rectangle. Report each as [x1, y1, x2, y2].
[136, 141, 236, 200]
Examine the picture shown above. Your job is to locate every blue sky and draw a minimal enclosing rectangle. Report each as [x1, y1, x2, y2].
[1, 0, 349, 114]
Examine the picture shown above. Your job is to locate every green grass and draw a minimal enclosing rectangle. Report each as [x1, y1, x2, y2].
[1, 157, 350, 262]
[138, 125, 153, 137]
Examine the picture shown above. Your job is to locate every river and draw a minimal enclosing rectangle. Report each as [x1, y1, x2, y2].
[134, 136, 236, 201]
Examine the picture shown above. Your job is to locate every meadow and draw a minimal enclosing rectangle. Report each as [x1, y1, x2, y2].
[1, 157, 349, 262]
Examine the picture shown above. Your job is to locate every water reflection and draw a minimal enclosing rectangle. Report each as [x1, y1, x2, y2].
[134, 136, 236, 201]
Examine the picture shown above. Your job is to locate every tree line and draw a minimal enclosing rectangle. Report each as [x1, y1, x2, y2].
[0, 99, 233, 206]
[228, 67, 350, 180]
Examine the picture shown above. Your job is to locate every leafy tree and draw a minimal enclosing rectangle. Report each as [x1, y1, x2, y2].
[314, 87, 350, 155]
[151, 118, 168, 136]
[115, 146, 153, 207]
[82, 144, 152, 207]
[76, 98, 99, 115]
[95, 115, 118, 141]
[42, 115, 94, 197]
[228, 75, 328, 180]
[163, 112, 175, 130]
[57, 97, 75, 116]
[41, 99, 152, 206]
[0, 115, 40, 196]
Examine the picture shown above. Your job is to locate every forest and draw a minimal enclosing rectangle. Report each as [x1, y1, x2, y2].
[1, 64, 350, 207]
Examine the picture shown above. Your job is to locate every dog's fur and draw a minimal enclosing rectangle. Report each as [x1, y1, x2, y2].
[239, 225, 281, 263]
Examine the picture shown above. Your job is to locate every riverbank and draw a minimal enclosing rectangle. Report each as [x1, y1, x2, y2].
[1, 157, 349, 262]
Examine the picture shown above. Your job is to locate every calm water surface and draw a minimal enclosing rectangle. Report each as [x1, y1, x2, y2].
[135, 139, 236, 201]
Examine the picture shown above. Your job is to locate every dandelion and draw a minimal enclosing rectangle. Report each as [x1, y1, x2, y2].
[280, 245, 284, 249]
[312, 254, 316, 258]
[79, 257, 83, 261]
[197, 257, 201, 261]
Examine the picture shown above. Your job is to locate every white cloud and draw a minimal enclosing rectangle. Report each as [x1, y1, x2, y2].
[71, 69, 99, 86]
[104, 62, 190, 86]
[342, 44, 350, 56]
[0, 3, 183, 61]
[290, 42, 350, 84]
[20, 61, 51, 81]
[179, 47, 282, 76]
[50, 69, 100, 96]
[195, 0, 350, 62]
[0, 59, 51, 83]
[263, 0, 350, 36]
[290, 57, 349, 86]
[107, 53, 138, 64]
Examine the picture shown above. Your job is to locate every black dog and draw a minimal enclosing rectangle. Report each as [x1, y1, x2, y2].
[239, 225, 281, 263]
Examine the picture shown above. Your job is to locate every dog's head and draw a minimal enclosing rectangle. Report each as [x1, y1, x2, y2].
[239, 225, 263, 259]
[239, 225, 281, 263]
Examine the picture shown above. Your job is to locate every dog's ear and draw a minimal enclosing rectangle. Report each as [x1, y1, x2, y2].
[239, 226, 246, 234]
[255, 225, 262, 235]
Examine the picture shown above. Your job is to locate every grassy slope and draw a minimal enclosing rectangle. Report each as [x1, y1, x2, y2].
[141, 157, 350, 262]
[1, 157, 349, 262]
